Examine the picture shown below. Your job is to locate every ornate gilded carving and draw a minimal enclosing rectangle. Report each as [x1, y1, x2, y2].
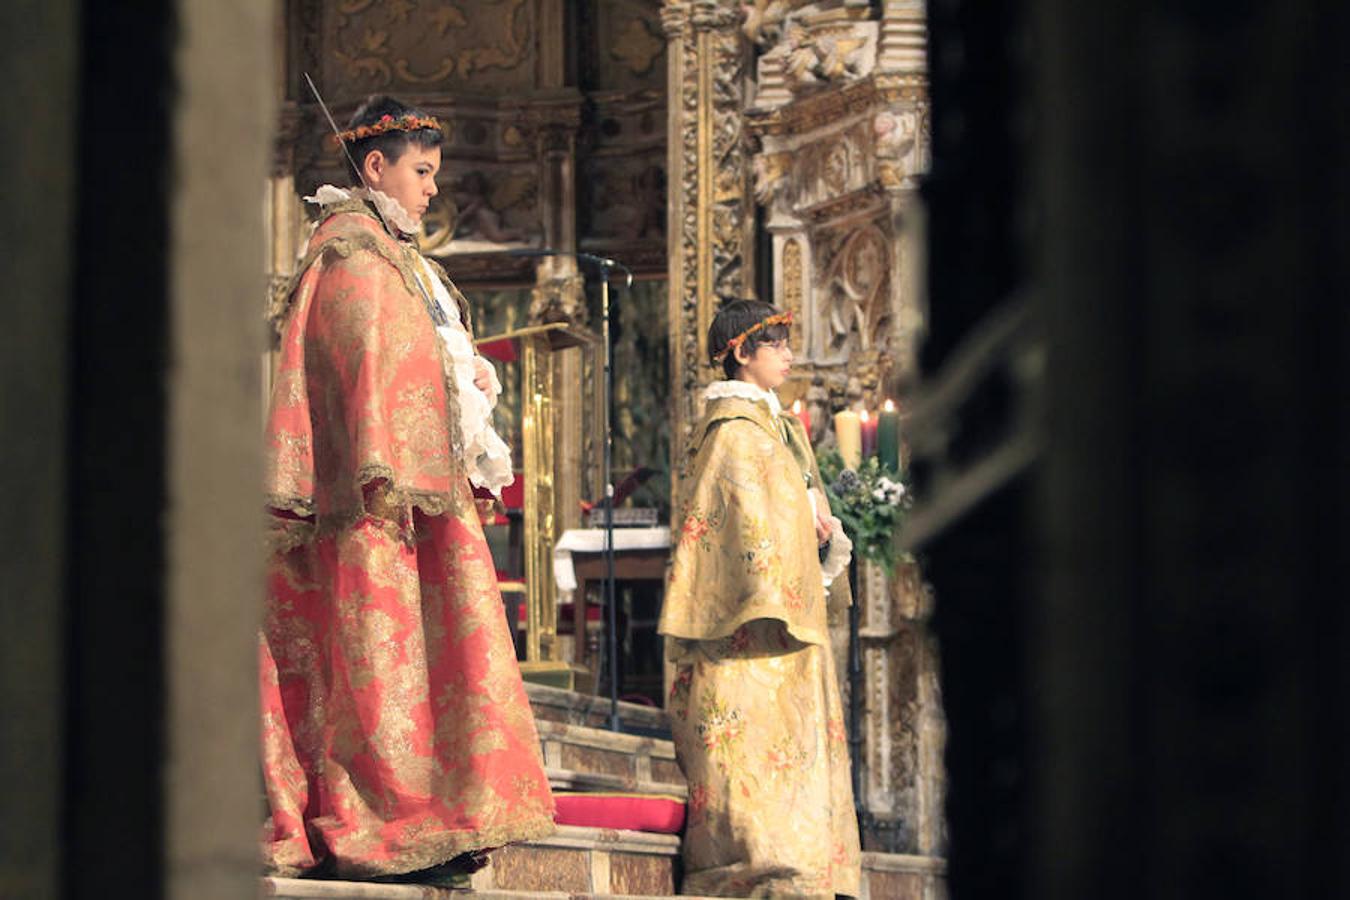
[589, 161, 666, 240]
[779, 21, 869, 90]
[747, 3, 877, 109]
[782, 238, 804, 354]
[874, 106, 928, 191]
[330, 0, 534, 93]
[749, 74, 922, 136]
[753, 151, 791, 205]
[742, 0, 810, 47]
[417, 170, 539, 256]
[664, 1, 757, 490]
[528, 274, 588, 326]
[825, 222, 890, 353]
[451, 171, 535, 243]
[333, 27, 394, 85]
[612, 15, 666, 77]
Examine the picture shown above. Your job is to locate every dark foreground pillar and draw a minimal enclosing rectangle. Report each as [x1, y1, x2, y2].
[1, 2, 274, 898]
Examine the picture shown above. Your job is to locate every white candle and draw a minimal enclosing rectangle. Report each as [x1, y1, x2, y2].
[834, 409, 861, 470]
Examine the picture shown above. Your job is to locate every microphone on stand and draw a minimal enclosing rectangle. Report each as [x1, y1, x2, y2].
[502, 247, 634, 288]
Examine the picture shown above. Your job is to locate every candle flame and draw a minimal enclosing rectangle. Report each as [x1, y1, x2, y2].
[860, 409, 870, 423]
[883, 399, 896, 412]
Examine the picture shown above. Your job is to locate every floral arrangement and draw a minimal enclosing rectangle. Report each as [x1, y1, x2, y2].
[336, 113, 442, 144]
[816, 449, 913, 575]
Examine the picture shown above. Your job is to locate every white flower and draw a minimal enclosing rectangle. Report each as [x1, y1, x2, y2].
[872, 476, 907, 505]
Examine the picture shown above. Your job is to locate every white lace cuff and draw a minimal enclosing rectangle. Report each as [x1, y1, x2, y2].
[821, 517, 853, 588]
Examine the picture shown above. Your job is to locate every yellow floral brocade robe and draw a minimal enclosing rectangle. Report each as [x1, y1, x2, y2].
[660, 397, 861, 898]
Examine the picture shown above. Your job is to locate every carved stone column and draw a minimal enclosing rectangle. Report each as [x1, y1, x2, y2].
[526, 107, 590, 548]
[528, 111, 586, 325]
[663, 0, 756, 498]
[264, 108, 310, 406]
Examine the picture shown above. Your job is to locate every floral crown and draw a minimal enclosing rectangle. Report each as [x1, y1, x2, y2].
[336, 112, 442, 145]
[712, 311, 794, 362]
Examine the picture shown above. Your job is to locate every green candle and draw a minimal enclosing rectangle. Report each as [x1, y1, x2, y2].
[877, 399, 901, 472]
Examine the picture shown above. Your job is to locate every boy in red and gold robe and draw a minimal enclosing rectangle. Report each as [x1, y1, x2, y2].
[260, 95, 553, 879]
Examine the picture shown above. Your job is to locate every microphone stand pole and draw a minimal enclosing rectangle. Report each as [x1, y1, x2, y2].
[600, 263, 621, 732]
[500, 247, 626, 731]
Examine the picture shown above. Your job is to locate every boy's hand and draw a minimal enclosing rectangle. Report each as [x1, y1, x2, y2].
[812, 489, 832, 545]
[473, 357, 493, 393]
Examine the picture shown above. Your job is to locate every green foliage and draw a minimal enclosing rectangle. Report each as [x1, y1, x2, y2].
[816, 449, 913, 575]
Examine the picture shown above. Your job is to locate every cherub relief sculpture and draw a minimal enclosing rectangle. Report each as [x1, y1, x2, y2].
[742, 0, 798, 46]
[589, 162, 666, 240]
[750, 3, 872, 98]
[782, 22, 868, 89]
[451, 171, 528, 243]
[418, 169, 537, 256]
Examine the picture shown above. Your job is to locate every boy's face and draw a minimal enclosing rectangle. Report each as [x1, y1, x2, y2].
[362, 143, 441, 225]
[734, 338, 792, 391]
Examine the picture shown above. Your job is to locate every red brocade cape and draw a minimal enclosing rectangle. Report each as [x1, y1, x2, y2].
[260, 204, 555, 877]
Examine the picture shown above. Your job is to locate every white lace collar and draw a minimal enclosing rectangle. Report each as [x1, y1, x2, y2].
[702, 380, 783, 417]
[303, 184, 421, 237]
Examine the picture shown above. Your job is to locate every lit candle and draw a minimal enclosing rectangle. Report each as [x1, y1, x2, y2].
[791, 399, 812, 437]
[860, 409, 878, 459]
[833, 409, 861, 470]
[877, 399, 901, 472]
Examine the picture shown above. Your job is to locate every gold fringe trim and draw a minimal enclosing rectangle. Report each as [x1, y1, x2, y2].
[265, 812, 559, 880]
[265, 466, 471, 553]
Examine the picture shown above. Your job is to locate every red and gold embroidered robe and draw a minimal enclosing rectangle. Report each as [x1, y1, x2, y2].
[260, 205, 554, 877]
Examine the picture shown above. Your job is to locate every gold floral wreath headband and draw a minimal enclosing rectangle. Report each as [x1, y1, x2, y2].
[334, 113, 443, 145]
[712, 311, 794, 362]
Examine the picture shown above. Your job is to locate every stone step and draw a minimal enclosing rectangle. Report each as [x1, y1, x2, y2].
[260, 825, 684, 898]
[538, 718, 686, 799]
[859, 851, 948, 900]
[526, 683, 686, 799]
[263, 879, 726, 899]
[525, 682, 670, 734]
[262, 846, 945, 899]
[472, 824, 678, 896]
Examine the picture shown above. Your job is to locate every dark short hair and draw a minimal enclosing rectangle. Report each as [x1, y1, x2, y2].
[708, 298, 791, 379]
[343, 94, 444, 183]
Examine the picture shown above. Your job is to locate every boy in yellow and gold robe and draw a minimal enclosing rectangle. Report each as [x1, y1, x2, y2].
[659, 300, 861, 898]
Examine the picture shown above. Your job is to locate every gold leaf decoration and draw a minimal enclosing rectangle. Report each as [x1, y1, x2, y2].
[428, 3, 468, 36]
[393, 57, 458, 83]
[611, 16, 665, 76]
[386, 0, 416, 24]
